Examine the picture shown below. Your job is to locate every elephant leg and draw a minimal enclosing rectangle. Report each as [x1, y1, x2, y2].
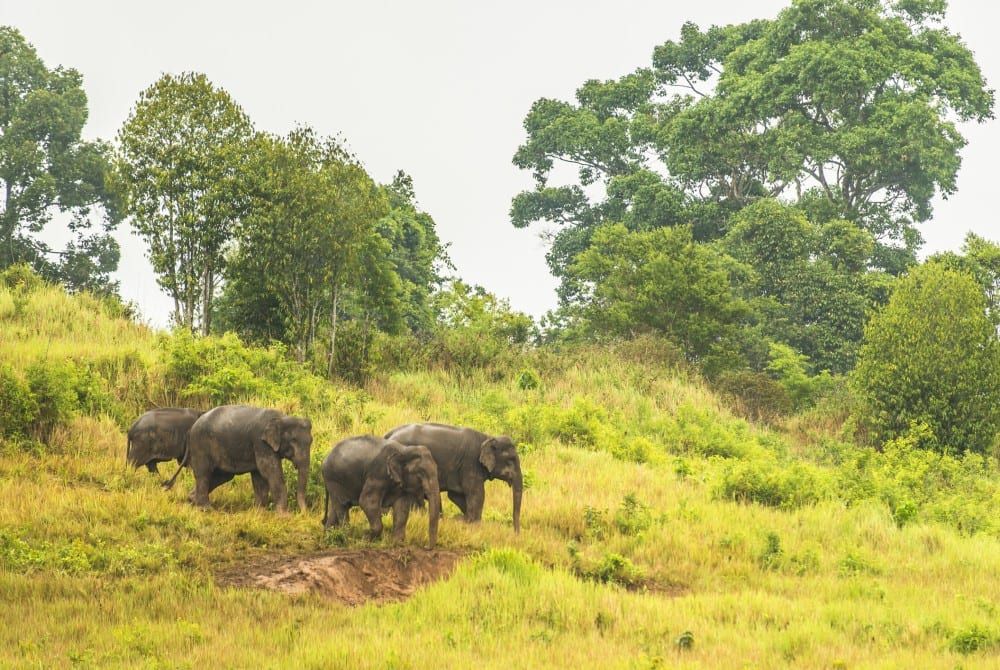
[251, 471, 270, 507]
[447, 492, 467, 516]
[257, 456, 288, 513]
[390, 497, 411, 544]
[191, 470, 211, 508]
[146, 461, 159, 475]
[359, 490, 384, 540]
[464, 487, 485, 523]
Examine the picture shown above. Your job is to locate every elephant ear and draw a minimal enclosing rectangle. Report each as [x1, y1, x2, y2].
[262, 417, 282, 452]
[479, 438, 497, 473]
[386, 450, 405, 485]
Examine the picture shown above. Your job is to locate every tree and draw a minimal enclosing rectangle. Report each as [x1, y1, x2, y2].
[222, 128, 391, 365]
[567, 223, 753, 370]
[722, 199, 892, 372]
[0, 26, 120, 293]
[851, 262, 1000, 453]
[114, 72, 253, 333]
[512, 0, 993, 298]
[377, 171, 450, 332]
[931, 232, 1000, 327]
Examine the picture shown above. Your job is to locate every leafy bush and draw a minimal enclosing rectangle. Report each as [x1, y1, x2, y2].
[613, 494, 653, 536]
[851, 263, 1000, 453]
[716, 457, 831, 509]
[0, 263, 44, 292]
[162, 330, 362, 416]
[0, 366, 37, 441]
[713, 369, 792, 424]
[766, 342, 834, 409]
[26, 360, 85, 442]
[516, 367, 541, 391]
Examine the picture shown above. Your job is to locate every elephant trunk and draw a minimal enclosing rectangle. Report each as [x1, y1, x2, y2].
[296, 459, 309, 513]
[426, 480, 441, 549]
[511, 472, 522, 534]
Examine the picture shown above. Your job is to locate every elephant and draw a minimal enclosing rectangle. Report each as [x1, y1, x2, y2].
[321, 435, 441, 548]
[384, 423, 521, 533]
[126, 408, 203, 474]
[164, 405, 312, 513]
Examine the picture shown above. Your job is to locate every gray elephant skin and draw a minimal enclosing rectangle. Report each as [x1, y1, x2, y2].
[165, 405, 312, 513]
[126, 408, 203, 474]
[385, 423, 522, 533]
[322, 435, 441, 548]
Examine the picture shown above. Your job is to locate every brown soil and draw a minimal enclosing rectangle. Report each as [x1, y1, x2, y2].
[219, 548, 465, 606]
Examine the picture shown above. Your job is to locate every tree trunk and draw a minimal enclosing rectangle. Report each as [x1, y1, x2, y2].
[328, 285, 339, 378]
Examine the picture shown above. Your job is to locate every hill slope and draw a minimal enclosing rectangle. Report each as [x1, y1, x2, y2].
[2, 282, 1000, 668]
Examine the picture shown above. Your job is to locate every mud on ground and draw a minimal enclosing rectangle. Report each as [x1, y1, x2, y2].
[218, 548, 465, 606]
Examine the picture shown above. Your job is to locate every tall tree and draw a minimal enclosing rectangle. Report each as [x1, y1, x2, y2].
[513, 0, 993, 295]
[377, 171, 450, 332]
[223, 128, 391, 364]
[0, 26, 120, 293]
[114, 72, 253, 333]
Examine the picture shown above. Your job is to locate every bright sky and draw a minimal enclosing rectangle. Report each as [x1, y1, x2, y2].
[3, 0, 999, 327]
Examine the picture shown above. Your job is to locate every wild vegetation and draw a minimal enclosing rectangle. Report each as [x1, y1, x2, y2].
[4, 0, 1000, 667]
[3, 277, 1000, 668]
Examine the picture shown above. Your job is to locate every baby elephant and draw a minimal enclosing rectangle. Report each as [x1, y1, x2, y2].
[322, 436, 441, 548]
[126, 408, 203, 474]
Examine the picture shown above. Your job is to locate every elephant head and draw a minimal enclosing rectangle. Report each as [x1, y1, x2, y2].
[263, 415, 313, 512]
[388, 444, 441, 548]
[479, 436, 522, 533]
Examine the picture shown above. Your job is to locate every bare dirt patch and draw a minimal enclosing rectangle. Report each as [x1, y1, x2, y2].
[219, 548, 465, 606]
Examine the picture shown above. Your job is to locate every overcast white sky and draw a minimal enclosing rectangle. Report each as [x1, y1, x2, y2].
[3, 0, 998, 327]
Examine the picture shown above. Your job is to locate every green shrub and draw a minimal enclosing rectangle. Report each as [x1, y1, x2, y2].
[0, 366, 37, 441]
[949, 624, 997, 655]
[162, 330, 362, 416]
[516, 367, 541, 391]
[766, 342, 835, 409]
[716, 458, 830, 509]
[0, 263, 44, 292]
[614, 494, 653, 536]
[713, 369, 792, 424]
[851, 263, 1000, 453]
[26, 360, 82, 442]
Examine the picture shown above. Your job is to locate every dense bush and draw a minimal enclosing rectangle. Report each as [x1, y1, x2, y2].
[716, 457, 831, 509]
[851, 263, 1000, 453]
[0, 365, 37, 441]
[162, 330, 362, 417]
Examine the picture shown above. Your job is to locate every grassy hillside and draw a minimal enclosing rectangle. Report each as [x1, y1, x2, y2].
[2, 282, 1000, 668]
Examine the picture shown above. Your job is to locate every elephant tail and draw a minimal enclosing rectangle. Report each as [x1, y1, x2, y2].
[162, 435, 190, 490]
[126, 436, 131, 465]
[322, 487, 329, 526]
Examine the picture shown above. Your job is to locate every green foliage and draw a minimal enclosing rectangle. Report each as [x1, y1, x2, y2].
[613, 494, 653, 536]
[716, 457, 831, 509]
[766, 343, 834, 410]
[511, 1, 992, 351]
[851, 263, 1000, 453]
[0, 366, 37, 441]
[24, 359, 112, 443]
[713, 369, 792, 424]
[516, 367, 542, 391]
[427, 281, 535, 372]
[723, 200, 890, 373]
[161, 330, 363, 415]
[0, 27, 120, 293]
[114, 71, 253, 333]
[949, 624, 998, 655]
[568, 223, 753, 369]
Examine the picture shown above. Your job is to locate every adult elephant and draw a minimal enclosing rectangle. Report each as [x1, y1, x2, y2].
[164, 405, 312, 513]
[322, 436, 441, 548]
[126, 408, 203, 474]
[385, 423, 521, 533]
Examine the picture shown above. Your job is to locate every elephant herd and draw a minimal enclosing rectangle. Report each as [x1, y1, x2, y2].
[125, 405, 523, 549]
